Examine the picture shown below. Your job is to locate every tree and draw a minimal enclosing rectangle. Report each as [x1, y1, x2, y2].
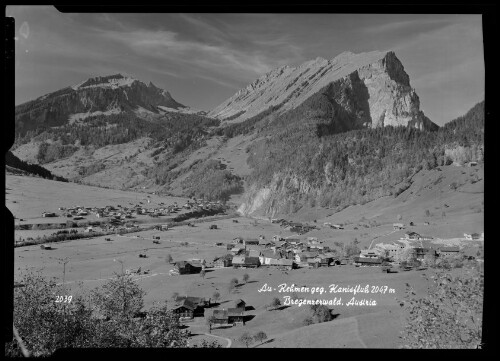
[344, 241, 360, 258]
[200, 270, 206, 279]
[212, 291, 220, 304]
[253, 331, 268, 344]
[401, 263, 483, 348]
[137, 302, 190, 347]
[309, 304, 333, 324]
[268, 297, 281, 310]
[397, 214, 403, 221]
[239, 332, 254, 348]
[242, 273, 250, 283]
[171, 292, 179, 301]
[228, 277, 239, 293]
[91, 273, 146, 321]
[206, 314, 216, 333]
[166, 254, 173, 263]
[192, 339, 223, 348]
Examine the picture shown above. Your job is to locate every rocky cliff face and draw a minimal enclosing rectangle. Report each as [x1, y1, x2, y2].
[15, 74, 186, 135]
[208, 50, 437, 131]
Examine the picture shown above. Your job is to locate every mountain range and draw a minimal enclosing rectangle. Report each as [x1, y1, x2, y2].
[11, 50, 483, 217]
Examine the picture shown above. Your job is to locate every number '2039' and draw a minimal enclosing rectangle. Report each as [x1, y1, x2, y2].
[55, 295, 72, 303]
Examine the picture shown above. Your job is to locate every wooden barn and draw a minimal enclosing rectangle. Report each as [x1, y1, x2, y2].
[174, 261, 202, 275]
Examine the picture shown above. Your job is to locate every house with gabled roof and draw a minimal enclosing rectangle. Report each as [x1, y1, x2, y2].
[232, 256, 245, 268]
[438, 247, 460, 257]
[214, 254, 233, 268]
[248, 249, 260, 258]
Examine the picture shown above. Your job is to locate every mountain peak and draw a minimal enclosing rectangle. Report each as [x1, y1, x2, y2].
[71, 73, 138, 90]
[208, 49, 436, 131]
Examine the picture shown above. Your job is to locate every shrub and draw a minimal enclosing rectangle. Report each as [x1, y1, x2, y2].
[401, 264, 483, 348]
[239, 332, 254, 348]
[253, 331, 268, 344]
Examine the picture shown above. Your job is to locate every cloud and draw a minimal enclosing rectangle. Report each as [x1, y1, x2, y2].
[102, 29, 284, 81]
[362, 18, 453, 34]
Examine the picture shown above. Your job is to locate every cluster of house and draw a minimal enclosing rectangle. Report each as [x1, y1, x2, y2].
[171, 236, 348, 275]
[171, 296, 247, 326]
[271, 219, 318, 234]
[181, 198, 223, 212]
[464, 232, 483, 240]
[353, 229, 471, 267]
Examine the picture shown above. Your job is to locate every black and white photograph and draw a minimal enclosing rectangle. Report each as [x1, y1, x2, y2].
[5, 5, 487, 355]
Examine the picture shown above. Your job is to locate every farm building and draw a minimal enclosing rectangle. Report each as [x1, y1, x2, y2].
[331, 224, 344, 230]
[232, 256, 245, 268]
[359, 249, 383, 258]
[308, 259, 321, 268]
[244, 239, 260, 246]
[404, 232, 421, 241]
[374, 243, 400, 258]
[233, 299, 246, 310]
[438, 247, 460, 257]
[464, 233, 481, 240]
[259, 250, 278, 266]
[171, 299, 197, 319]
[242, 257, 260, 268]
[212, 308, 245, 325]
[278, 259, 295, 270]
[209, 224, 218, 230]
[42, 212, 56, 218]
[172, 297, 208, 319]
[393, 223, 405, 230]
[174, 261, 202, 275]
[247, 249, 260, 258]
[230, 247, 245, 256]
[413, 247, 437, 261]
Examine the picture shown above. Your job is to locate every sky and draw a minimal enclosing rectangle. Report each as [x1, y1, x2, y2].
[8, 6, 484, 126]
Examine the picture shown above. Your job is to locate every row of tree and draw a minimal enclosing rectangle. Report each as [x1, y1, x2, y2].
[6, 151, 68, 182]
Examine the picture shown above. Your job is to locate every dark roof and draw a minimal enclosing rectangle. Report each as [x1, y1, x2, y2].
[227, 308, 244, 316]
[175, 261, 202, 269]
[244, 257, 260, 265]
[355, 257, 382, 264]
[213, 310, 228, 319]
[261, 250, 276, 258]
[173, 299, 196, 310]
[439, 247, 460, 252]
[175, 296, 206, 306]
[406, 232, 421, 237]
[233, 299, 246, 307]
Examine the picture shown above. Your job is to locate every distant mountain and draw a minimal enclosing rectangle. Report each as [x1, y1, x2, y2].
[10, 52, 483, 219]
[14, 74, 187, 136]
[209, 50, 437, 131]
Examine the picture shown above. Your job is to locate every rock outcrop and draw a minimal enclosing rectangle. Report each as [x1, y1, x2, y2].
[208, 50, 437, 131]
